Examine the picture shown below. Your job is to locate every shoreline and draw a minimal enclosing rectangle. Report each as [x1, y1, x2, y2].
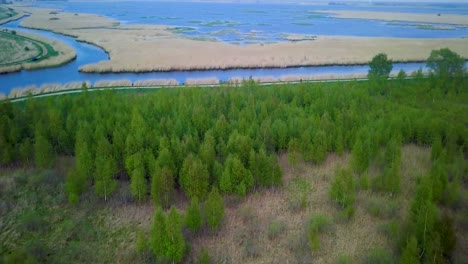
[5, 69, 434, 100]
[78, 60, 430, 74]
[3, 70, 437, 102]
[0, 4, 26, 25]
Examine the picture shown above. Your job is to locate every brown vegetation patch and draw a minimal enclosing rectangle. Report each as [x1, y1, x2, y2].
[185, 77, 220, 86]
[133, 79, 179, 86]
[322, 10, 468, 25]
[8, 81, 92, 98]
[94, 79, 132, 87]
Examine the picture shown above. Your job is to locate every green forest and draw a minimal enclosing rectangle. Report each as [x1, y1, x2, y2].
[0, 49, 467, 263]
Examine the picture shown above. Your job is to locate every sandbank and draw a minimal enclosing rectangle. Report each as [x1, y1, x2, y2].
[320, 10, 468, 25]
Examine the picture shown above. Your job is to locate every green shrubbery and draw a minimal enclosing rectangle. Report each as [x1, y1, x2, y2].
[0, 49, 466, 262]
[329, 168, 355, 220]
[307, 213, 331, 251]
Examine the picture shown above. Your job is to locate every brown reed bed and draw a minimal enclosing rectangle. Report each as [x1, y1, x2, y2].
[321, 10, 468, 25]
[93, 79, 132, 87]
[11, 6, 468, 74]
[185, 77, 220, 86]
[133, 79, 179, 86]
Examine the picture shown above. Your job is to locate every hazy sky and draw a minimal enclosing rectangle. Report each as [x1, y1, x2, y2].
[179, 0, 468, 3]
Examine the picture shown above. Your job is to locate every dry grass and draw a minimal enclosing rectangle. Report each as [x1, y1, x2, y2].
[133, 79, 179, 86]
[185, 77, 219, 86]
[279, 73, 368, 82]
[0, 65, 21, 74]
[45, 145, 429, 263]
[93, 79, 132, 87]
[397, 144, 431, 220]
[188, 146, 432, 263]
[254, 76, 278, 83]
[7, 81, 92, 98]
[12, 6, 468, 73]
[8, 85, 38, 98]
[190, 152, 389, 263]
[321, 10, 468, 25]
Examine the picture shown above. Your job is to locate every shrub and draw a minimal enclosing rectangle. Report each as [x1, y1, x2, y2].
[367, 196, 399, 219]
[186, 197, 203, 234]
[205, 187, 225, 231]
[336, 254, 352, 264]
[20, 211, 47, 233]
[238, 205, 255, 224]
[358, 174, 370, 190]
[335, 205, 355, 223]
[363, 248, 394, 264]
[307, 214, 331, 251]
[267, 220, 287, 240]
[378, 220, 400, 241]
[196, 248, 211, 264]
[288, 177, 311, 212]
[135, 229, 147, 254]
[329, 168, 355, 209]
[400, 236, 419, 264]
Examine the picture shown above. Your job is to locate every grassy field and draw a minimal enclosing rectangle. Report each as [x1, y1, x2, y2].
[0, 31, 47, 66]
[0, 29, 76, 74]
[0, 6, 16, 21]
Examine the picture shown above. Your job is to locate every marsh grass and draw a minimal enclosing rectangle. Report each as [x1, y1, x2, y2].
[8, 81, 92, 98]
[94, 80, 132, 87]
[185, 78, 219, 86]
[133, 79, 179, 86]
[11, 6, 468, 73]
[324, 10, 468, 25]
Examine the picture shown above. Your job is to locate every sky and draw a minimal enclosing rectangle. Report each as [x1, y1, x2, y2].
[175, 0, 468, 3]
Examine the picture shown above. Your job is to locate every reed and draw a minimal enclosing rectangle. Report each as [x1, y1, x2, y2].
[93, 79, 132, 87]
[8, 85, 38, 98]
[133, 79, 179, 86]
[254, 76, 278, 83]
[11, 6, 468, 74]
[0, 65, 21, 74]
[322, 10, 468, 25]
[185, 77, 220, 86]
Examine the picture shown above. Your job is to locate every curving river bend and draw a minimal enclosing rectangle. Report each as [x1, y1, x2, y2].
[0, 18, 434, 95]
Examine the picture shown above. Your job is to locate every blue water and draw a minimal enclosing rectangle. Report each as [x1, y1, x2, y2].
[1, 1, 467, 95]
[26, 1, 468, 43]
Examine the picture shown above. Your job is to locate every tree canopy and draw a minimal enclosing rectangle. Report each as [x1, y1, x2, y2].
[368, 53, 393, 80]
[427, 48, 465, 78]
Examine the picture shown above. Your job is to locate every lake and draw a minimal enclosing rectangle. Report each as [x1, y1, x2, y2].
[1, 1, 467, 95]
